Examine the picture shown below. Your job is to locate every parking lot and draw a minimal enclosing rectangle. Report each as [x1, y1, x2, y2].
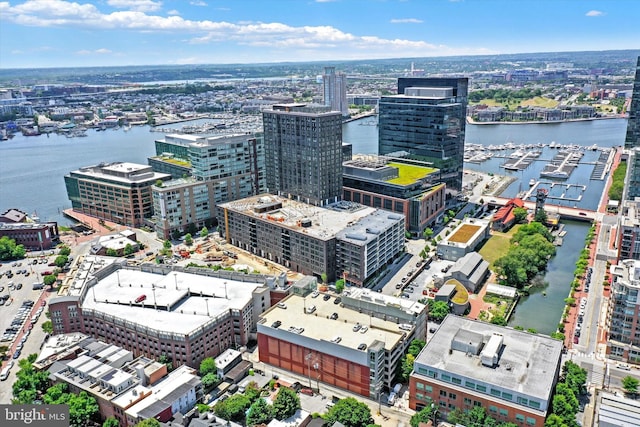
[0, 255, 57, 393]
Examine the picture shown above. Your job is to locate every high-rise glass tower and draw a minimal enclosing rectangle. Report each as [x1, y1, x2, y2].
[263, 104, 343, 206]
[625, 57, 640, 148]
[379, 77, 468, 192]
[323, 66, 349, 117]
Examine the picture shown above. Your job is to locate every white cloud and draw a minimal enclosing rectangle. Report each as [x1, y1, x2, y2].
[167, 9, 180, 16]
[390, 18, 423, 24]
[315, 0, 338, 3]
[189, 0, 207, 6]
[77, 48, 113, 55]
[2, 0, 494, 62]
[585, 10, 604, 17]
[108, 0, 162, 13]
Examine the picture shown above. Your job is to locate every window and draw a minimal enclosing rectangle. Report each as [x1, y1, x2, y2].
[516, 414, 525, 422]
[416, 393, 424, 401]
[448, 392, 456, 400]
[526, 417, 536, 426]
[489, 405, 497, 413]
[424, 385, 433, 393]
[463, 398, 472, 405]
[439, 390, 447, 397]
[499, 408, 508, 416]
[502, 392, 513, 401]
[491, 388, 501, 397]
[464, 381, 475, 389]
[416, 383, 424, 390]
[529, 401, 540, 409]
[452, 377, 462, 385]
[474, 401, 482, 407]
[476, 384, 487, 392]
[442, 374, 451, 382]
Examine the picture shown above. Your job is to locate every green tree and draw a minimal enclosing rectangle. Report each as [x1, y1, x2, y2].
[335, 279, 345, 294]
[410, 404, 436, 427]
[513, 207, 528, 223]
[244, 381, 262, 403]
[0, 236, 26, 260]
[155, 179, 164, 187]
[42, 320, 53, 334]
[214, 394, 251, 422]
[184, 233, 193, 246]
[135, 419, 161, 427]
[423, 228, 434, 239]
[157, 354, 173, 371]
[408, 339, 426, 357]
[325, 397, 372, 427]
[124, 244, 135, 256]
[106, 249, 118, 257]
[429, 300, 450, 322]
[399, 353, 415, 381]
[200, 227, 209, 238]
[272, 387, 300, 420]
[58, 246, 71, 256]
[163, 239, 172, 249]
[200, 357, 217, 376]
[246, 398, 274, 426]
[321, 272, 328, 284]
[103, 417, 120, 427]
[622, 375, 639, 395]
[490, 315, 508, 326]
[544, 414, 565, 427]
[201, 372, 218, 389]
[43, 383, 100, 427]
[43, 274, 57, 287]
[54, 254, 69, 267]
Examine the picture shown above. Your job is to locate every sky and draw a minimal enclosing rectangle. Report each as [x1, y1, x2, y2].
[0, 0, 638, 69]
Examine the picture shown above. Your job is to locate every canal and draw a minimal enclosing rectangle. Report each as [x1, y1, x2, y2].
[507, 220, 590, 334]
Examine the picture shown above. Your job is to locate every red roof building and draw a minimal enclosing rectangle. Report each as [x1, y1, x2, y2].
[491, 198, 524, 232]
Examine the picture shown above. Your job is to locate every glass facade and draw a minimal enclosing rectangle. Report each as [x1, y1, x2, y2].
[625, 57, 640, 148]
[263, 105, 343, 206]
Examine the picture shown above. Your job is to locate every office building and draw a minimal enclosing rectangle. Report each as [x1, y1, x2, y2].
[258, 291, 426, 398]
[263, 104, 343, 207]
[323, 66, 349, 117]
[49, 260, 276, 368]
[624, 56, 640, 148]
[45, 335, 202, 427]
[607, 259, 640, 363]
[219, 194, 405, 285]
[624, 148, 640, 201]
[342, 154, 446, 236]
[379, 77, 468, 192]
[64, 162, 171, 228]
[409, 315, 563, 426]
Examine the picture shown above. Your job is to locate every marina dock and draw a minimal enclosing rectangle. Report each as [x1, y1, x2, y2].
[501, 150, 542, 171]
[539, 150, 583, 180]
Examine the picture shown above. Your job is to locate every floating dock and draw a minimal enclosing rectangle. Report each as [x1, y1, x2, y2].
[500, 150, 542, 171]
[540, 150, 583, 180]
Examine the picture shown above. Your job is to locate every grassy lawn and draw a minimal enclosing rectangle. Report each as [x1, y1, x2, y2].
[387, 162, 437, 185]
[471, 96, 558, 110]
[478, 224, 521, 269]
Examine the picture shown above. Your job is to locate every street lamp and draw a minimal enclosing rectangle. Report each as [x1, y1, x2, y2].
[305, 353, 313, 388]
[430, 403, 439, 426]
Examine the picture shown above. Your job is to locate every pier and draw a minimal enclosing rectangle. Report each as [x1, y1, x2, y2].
[540, 150, 583, 180]
[524, 181, 586, 202]
[500, 150, 542, 171]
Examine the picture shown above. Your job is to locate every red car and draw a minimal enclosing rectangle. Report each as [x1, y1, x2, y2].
[573, 336, 579, 344]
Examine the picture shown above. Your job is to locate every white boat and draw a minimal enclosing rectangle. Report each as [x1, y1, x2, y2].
[529, 179, 536, 186]
[590, 144, 598, 151]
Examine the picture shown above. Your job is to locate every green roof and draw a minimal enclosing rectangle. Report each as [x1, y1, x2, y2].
[386, 162, 437, 185]
[153, 156, 191, 167]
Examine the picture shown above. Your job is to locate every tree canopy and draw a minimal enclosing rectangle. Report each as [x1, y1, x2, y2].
[246, 398, 274, 426]
[214, 394, 251, 422]
[272, 387, 300, 420]
[622, 375, 639, 395]
[428, 300, 450, 322]
[0, 236, 26, 260]
[43, 383, 100, 427]
[199, 357, 217, 376]
[325, 397, 373, 427]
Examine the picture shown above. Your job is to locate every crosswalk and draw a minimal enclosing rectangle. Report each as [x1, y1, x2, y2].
[573, 351, 596, 360]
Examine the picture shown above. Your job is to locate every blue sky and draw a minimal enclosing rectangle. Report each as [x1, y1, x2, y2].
[0, 0, 638, 69]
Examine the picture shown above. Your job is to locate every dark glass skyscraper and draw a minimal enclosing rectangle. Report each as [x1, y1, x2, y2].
[378, 77, 468, 192]
[625, 57, 640, 148]
[263, 103, 343, 206]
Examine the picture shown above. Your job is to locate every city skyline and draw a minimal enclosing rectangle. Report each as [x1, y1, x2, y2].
[1, 0, 638, 69]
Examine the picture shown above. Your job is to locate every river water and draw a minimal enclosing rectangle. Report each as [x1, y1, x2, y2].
[0, 116, 627, 333]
